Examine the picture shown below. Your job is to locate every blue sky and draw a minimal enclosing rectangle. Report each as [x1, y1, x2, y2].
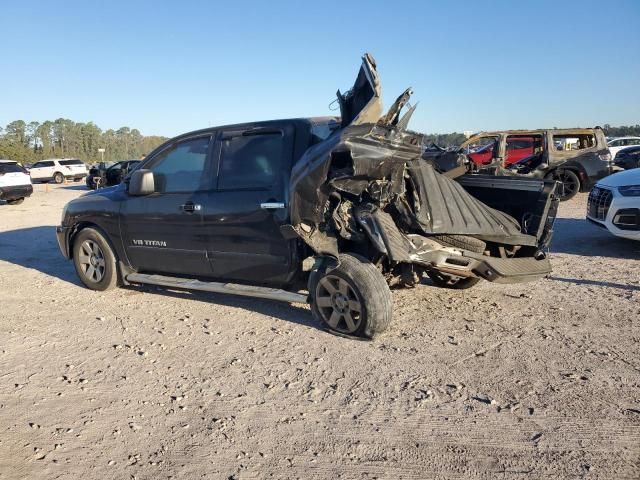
[1, 0, 639, 137]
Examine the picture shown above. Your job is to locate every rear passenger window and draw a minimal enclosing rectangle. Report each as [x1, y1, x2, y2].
[0, 163, 25, 174]
[218, 133, 284, 190]
[60, 159, 84, 166]
[552, 134, 595, 151]
[505, 135, 543, 163]
[148, 136, 211, 193]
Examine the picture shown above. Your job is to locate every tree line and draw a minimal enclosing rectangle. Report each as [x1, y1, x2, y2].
[2, 119, 638, 163]
[0, 119, 167, 164]
[601, 124, 640, 138]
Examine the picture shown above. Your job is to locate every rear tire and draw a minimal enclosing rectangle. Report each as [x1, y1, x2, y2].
[72, 227, 118, 291]
[6, 198, 24, 205]
[426, 271, 481, 289]
[547, 169, 580, 201]
[53, 172, 64, 184]
[310, 254, 392, 338]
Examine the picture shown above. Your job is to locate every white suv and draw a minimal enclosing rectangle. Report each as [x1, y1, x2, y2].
[29, 158, 88, 184]
[0, 160, 33, 205]
[587, 168, 640, 241]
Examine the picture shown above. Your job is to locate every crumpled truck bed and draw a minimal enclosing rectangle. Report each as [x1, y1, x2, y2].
[287, 123, 542, 258]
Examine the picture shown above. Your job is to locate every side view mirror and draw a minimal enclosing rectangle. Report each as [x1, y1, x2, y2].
[128, 169, 155, 196]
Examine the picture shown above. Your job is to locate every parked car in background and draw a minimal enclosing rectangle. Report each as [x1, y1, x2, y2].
[587, 168, 640, 240]
[428, 128, 612, 201]
[86, 160, 140, 189]
[607, 137, 640, 160]
[29, 158, 88, 184]
[468, 136, 539, 167]
[0, 160, 33, 205]
[613, 146, 640, 170]
[85, 161, 116, 189]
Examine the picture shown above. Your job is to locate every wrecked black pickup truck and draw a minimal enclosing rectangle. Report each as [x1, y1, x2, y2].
[56, 54, 559, 338]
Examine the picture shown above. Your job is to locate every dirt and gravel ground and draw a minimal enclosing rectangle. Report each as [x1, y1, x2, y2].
[0, 183, 639, 480]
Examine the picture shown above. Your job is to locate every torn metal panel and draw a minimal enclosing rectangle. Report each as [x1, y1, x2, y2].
[289, 121, 540, 255]
[288, 52, 555, 277]
[337, 53, 382, 128]
[402, 161, 538, 246]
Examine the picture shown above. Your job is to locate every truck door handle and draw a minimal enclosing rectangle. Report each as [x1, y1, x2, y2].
[260, 202, 285, 210]
[180, 202, 201, 213]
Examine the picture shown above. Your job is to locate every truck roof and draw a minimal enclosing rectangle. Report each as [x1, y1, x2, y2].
[168, 117, 340, 141]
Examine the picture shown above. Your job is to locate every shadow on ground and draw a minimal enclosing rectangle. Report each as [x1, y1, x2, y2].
[129, 284, 319, 331]
[0, 226, 319, 331]
[547, 276, 640, 292]
[0, 225, 80, 285]
[550, 218, 640, 259]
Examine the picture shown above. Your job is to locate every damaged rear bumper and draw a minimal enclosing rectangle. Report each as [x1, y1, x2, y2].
[412, 247, 551, 284]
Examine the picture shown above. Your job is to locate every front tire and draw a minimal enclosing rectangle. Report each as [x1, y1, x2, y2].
[72, 228, 118, 291]
[310, 254, 392, 338]
[53, 172, 64, 184]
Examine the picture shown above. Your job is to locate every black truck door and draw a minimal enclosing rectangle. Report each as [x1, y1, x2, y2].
[120, 135, 215, 276]
[201, 125, 296, 286]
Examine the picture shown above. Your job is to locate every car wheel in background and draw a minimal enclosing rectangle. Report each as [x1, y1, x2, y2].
[547, 169, 580, 201]
[309, 254, 392, 338]
[53, 172, 64, 184]
[72, 227, 118, 291]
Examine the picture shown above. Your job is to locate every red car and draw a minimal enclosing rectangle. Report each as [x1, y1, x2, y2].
[468, 136, 539, 166]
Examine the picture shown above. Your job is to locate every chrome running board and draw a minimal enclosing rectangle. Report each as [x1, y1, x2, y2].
[126, 273, 308, 304]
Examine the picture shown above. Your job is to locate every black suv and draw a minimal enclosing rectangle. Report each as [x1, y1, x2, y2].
[57, 55, 558, 338]
[86, 160, 141, 189]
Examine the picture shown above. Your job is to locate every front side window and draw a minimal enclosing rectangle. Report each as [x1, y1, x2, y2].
[218, 133, 284, 190]
[467, 136, 499, 165]
[34, 161, 54, 168]
[108, 162, 125, 172]
[147, 136, 210, 193]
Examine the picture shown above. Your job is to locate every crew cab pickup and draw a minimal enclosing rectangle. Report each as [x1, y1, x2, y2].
[56, 54, 559, 338]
